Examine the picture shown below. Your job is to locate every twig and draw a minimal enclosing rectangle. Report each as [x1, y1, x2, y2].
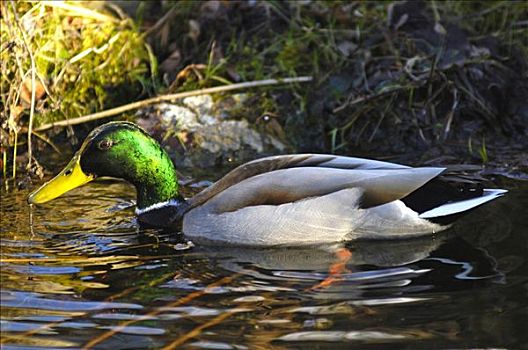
[2, 1, 24, 178]
[69, 33, 121, 64]
[27, 26, 36, 171]
[29, 131, 62, 154]
[12, 131, 17, 179]
[332, 86, 405, 113]
[443, 87, 459, 140]
[141, 6, 178, 38]
[10, 0, 36, 171]
[33, 76, 313, 132]
[2, 151, 6, 179]
[368, 94, 395, 142]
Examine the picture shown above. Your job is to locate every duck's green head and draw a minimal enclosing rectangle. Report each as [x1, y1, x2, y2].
[28, 121, 180, 210]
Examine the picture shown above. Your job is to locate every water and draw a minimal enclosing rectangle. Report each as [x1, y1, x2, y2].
[1, 177, 527, 349]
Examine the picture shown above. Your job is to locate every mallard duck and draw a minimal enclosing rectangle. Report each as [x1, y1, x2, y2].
[28, 121, 506, 246]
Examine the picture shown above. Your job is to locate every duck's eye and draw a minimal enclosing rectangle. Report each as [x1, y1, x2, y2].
[98, 139, 113, 150]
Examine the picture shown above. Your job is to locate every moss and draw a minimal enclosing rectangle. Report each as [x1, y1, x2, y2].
[0, 1, 154, 127]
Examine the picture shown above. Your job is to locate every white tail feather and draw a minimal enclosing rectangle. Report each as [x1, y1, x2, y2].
[419, 189, 507, 219]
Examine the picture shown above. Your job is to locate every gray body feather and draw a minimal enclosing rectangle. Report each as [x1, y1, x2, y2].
[181, 155, 447, 246]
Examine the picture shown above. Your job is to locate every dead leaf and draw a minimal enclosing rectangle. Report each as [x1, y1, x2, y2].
[226, 66, 241, 82]
[20, 78, 46, 106]
[160, 48, 182, 74]
[210, 40, 224, 65]
[188, 19, 200, 43]
[256, 114, 287, 142]
[434, 22, 447, 35]
[337, 41, 357, 57]
[160, 21, 170, 48]
[170, 63, 207, 89]
[10, 105, 25, 121]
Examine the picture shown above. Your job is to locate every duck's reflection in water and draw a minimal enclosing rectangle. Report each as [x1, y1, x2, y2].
[181, 232, 505, 301]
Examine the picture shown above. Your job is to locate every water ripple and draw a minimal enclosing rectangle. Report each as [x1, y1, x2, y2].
[1, 290, 143, 312]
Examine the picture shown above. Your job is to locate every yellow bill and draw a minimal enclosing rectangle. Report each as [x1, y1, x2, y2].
[28, 155, 94, 204]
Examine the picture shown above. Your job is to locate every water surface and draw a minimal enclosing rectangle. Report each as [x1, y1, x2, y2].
[1, 177, 527, 349]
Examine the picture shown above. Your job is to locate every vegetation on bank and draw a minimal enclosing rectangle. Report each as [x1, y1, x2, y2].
[1, 1, 527, 182]
[1, 1, 154, 178]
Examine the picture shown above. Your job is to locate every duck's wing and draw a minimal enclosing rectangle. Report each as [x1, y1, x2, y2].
[192, 164, 445, 213]
[183, 166, 444, 245]
[186, 154, 412, 209]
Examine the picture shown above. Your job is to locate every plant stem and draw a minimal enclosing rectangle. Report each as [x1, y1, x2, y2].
[10, 0, 37, 171]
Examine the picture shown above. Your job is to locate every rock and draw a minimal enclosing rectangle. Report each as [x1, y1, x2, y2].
[137, 94, 289, 169]
[158, 103, 200, 129]
[182, 95, 214, 117]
